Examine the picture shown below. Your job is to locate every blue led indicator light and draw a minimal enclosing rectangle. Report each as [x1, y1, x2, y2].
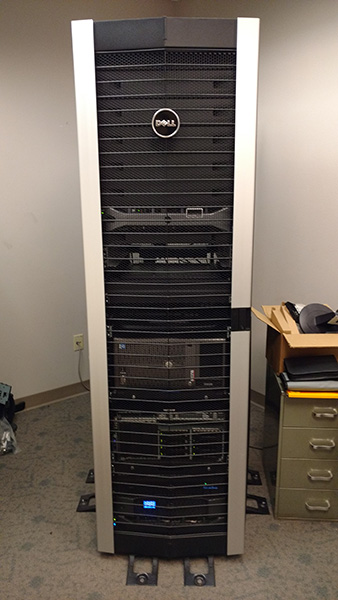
[143, 500, 156, 509]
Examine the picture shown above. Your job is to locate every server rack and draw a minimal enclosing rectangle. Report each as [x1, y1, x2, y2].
[72, 17, 259, 559]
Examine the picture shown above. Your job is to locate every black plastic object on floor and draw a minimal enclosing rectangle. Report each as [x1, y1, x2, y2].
[0, 382, 25, 429]
[0, 384, 15, 423]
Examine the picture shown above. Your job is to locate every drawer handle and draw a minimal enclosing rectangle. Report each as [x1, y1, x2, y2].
[305, 499, 331, 512]
[309, 438, 335, 451]
[313, 407, 338, 419]
[307, 469, 333, 481]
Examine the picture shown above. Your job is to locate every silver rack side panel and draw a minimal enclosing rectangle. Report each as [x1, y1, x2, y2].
[72, 19, 114, 554]
[227, 17, 260, 556]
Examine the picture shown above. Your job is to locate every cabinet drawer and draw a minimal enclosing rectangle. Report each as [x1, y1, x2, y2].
[284, 397, 338, 428]
[277, 488, 338, 520]
[281, 428, 338, 459]
[279, 458, 338, 489]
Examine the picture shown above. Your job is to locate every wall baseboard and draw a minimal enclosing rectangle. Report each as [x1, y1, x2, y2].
[250, 389, 265, 407]
[18, 381, 90, 411]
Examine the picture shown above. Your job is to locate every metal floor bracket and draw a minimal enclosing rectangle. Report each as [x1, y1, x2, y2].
[76, 493, 96, 512]
[247, 468, 262, 486]
[184, 556, 215, 587]
[246, 494, 269, 515]
[126, 555, 158, 586]
[86, 468, 95, 484]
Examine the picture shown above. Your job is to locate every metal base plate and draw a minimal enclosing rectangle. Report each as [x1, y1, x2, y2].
[126, 555, 158, 586]
[184, 556, 215, 587]
[246, 494, 269, 515]
[86, 468, 95, 484]
[76, 493, 96, 512]
[247, 468, 262, 486]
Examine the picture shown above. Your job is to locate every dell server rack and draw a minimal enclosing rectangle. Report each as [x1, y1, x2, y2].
[72, 17, 259, 558]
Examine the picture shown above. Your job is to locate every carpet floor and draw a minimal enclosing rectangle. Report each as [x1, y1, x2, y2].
[1, 393, 338, 600]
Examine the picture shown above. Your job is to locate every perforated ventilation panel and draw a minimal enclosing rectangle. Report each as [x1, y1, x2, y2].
[95, 46, 236, 558]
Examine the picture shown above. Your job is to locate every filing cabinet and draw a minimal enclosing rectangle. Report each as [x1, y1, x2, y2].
[263, 367, 338, 520]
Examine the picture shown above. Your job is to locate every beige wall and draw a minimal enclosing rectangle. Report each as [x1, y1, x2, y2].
[179, 2, 338, 393]
[0, 1, 173, 398]
[2, 0, 338, 398]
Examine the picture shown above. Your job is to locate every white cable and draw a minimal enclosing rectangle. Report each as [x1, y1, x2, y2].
[77, 348, 90, 391]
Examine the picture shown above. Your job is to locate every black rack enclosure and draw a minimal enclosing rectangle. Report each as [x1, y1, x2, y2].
[72, 16, 259, 558]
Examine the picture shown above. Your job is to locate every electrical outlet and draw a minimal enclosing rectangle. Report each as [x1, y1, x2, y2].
[73, 334, 84, 351]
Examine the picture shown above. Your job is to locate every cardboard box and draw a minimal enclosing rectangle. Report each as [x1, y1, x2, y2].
[252, 304, 338, 374]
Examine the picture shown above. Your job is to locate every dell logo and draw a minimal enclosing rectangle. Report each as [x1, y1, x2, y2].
[152, 108, 180, 138]
[155, 119, 177, 128]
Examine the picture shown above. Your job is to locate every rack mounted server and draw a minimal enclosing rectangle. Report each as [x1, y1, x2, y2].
[72, 16, 259, 559]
